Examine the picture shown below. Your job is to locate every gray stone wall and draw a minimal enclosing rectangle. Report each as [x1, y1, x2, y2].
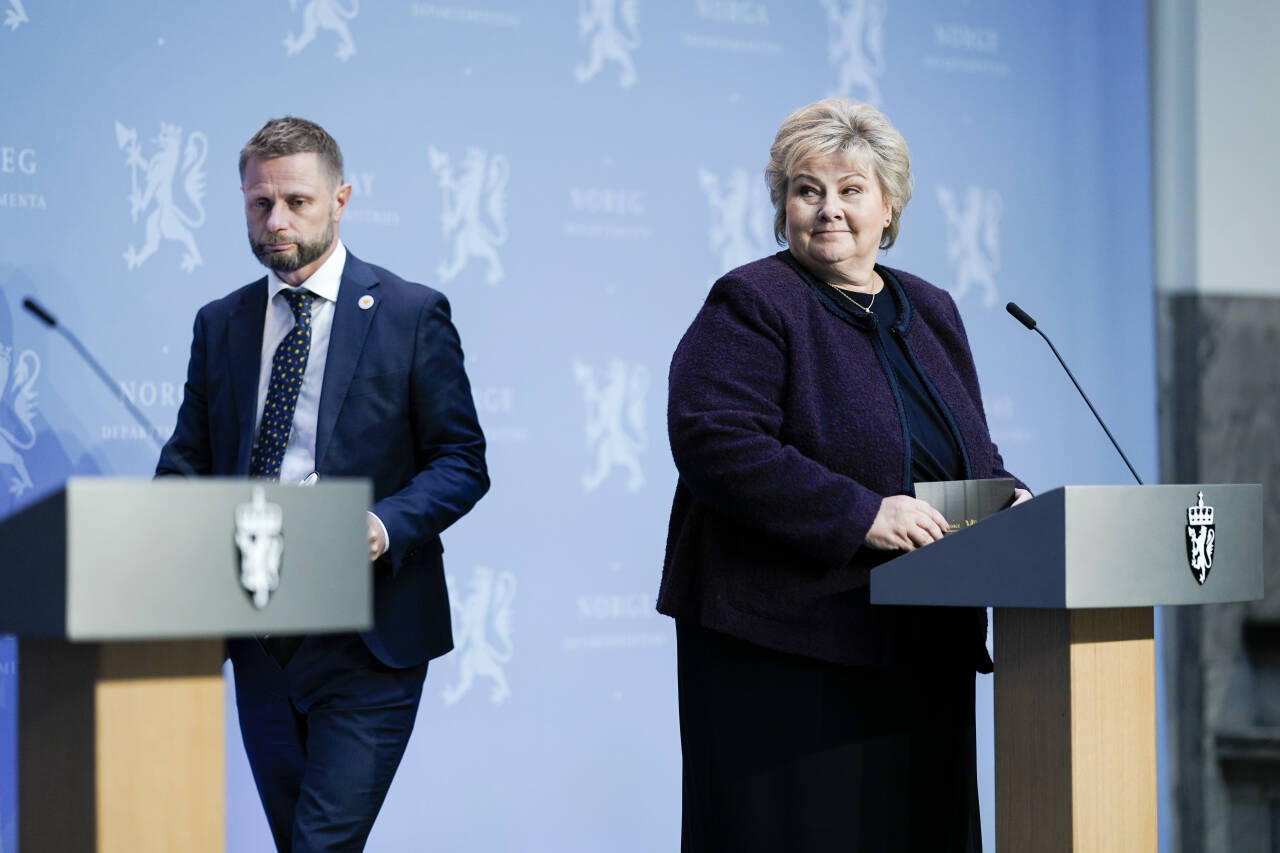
[1161, 293, 1280, 851]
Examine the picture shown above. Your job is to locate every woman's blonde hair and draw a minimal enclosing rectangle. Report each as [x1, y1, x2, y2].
[765, 98, 912, 249]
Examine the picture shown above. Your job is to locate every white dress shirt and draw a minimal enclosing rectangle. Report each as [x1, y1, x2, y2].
[255, 242, 344, 486]
[253, 242, 389, 555]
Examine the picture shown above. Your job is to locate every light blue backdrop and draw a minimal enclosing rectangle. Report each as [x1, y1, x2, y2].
[0, 1, 1156, 850]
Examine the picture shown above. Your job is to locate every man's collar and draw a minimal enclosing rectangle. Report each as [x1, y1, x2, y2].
[266, 241, 347, 302]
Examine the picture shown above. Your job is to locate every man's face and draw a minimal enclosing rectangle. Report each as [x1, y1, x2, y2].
[242, 152, 351, 285]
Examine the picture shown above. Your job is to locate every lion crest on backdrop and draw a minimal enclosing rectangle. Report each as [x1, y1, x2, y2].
[444, 566, 517, 706]
[283, 0, 359, 62]
[0, 293, 40, 500]
[574, 0, 639, 88]
[115, 121, 208, 273]
[938, 184, 1003, 307]
[822, 0, 886, 104]
[4, 0, 28, 31]
[699, 167, 775, 273]
[0, 276, 91, 520]
[573, 358, 648, 494]
[429, 146, 510, 287]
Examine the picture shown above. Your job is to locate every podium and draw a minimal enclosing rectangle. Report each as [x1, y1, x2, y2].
[0, 477, 373, 852]
[871, 484, 1263, 853]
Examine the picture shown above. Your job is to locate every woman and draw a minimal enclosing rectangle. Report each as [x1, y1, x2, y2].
[658, 98, 1030, 851]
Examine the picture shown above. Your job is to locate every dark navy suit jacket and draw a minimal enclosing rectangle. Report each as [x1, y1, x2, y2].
[157, 251, 488, 668]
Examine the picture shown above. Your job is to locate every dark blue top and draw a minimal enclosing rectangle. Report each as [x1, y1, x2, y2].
[814, 270, 964, 484]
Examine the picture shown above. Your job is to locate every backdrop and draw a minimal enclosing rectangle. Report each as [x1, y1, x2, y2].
[0, 1, 1155, 850]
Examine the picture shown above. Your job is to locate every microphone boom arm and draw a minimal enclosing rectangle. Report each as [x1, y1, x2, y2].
[1005, 301, 1144, 485]
[23, 297, 183, 460]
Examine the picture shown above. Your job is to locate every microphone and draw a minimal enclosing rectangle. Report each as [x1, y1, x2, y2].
[1005, 302, 1036, 331]
[1005, 301, 1144, 485]
[22, 297, 199, 478]
[22, 298, 56, 327]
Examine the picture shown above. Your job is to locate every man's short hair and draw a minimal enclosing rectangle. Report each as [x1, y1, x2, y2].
[239, 117, 344, 187]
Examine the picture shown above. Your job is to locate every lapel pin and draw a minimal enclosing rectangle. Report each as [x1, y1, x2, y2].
[358, 295, 375, 310]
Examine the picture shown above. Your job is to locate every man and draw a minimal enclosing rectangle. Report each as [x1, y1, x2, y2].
[157, 117, 488, 850]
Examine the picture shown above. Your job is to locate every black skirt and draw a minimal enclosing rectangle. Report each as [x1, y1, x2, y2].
[676, 621, 982, 853]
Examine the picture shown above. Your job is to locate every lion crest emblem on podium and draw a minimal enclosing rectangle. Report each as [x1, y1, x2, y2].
[234, 486, 285, 608]
[1186, 491, 1215, 585]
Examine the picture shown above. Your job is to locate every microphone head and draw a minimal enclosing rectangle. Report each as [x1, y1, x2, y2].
[1005, 302, 1037, 330]
[22, 297, 57, 328]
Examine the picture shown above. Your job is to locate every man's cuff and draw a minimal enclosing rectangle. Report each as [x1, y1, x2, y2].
[367, 511, 390, 558]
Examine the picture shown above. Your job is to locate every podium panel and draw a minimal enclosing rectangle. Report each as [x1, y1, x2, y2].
[0, 477, 375, 852]
[993, 608, 1156, 852]
[872, 485, 1262, 608]
[0, 477, 372, 639]
[869, 483, 1262, 853]
[19, 639, 225, 852]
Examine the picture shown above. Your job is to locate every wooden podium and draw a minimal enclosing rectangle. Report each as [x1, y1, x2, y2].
[0, 477, 373, 852]
[872, 484, 1263, 853]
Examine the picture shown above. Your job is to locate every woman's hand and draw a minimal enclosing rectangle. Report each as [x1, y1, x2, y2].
[865, 495, 951, 552]
[1010, 488, 1032, 506]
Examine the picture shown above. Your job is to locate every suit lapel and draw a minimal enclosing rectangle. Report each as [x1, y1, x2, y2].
[227, 279, 268, 473]
[315, 253, 380, 469]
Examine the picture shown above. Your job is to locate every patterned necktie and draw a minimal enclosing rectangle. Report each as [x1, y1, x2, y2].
[249, 289, 313, 480]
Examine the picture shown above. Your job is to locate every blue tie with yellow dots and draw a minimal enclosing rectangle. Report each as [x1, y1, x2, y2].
[249, 288, 313, 480]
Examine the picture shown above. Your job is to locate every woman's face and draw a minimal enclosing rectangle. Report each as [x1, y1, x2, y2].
[784, 149, 891, 285]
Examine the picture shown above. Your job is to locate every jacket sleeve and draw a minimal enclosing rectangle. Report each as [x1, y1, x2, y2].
[372, 293, 489, 572]
[668, 276, 883, 570]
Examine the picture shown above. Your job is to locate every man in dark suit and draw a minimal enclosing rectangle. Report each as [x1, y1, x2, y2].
[156, 116, 488, 850]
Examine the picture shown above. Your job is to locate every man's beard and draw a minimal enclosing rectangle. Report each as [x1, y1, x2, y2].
[250, 220, 334, 273]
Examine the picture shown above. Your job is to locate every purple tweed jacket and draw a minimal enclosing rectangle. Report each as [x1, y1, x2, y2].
[658, 252, 1024, 667]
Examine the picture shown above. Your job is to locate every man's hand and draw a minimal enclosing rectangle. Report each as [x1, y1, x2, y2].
[366, 512, 388, 563]
[1010, 487, 1033, 507]
[865, 495, 951, 552]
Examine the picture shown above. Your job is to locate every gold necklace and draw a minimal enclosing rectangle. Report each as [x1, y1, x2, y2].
[829, 274, 879, 314]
